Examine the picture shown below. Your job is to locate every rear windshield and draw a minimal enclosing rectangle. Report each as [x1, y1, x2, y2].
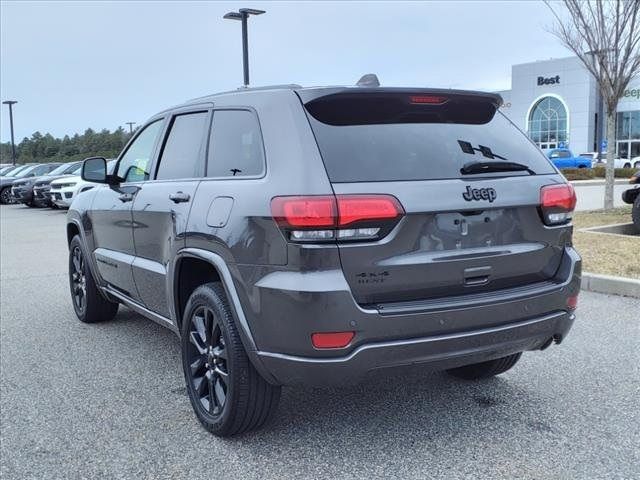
[305, 100, 556, 182]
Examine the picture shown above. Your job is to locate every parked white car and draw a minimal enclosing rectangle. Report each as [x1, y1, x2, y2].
[579, 152, 633, 168]
[630, 156, 640, 169]
[49, 159, 115, 208]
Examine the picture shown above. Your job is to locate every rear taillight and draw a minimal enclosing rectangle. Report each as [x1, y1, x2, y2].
[271, 194, 404, 242]
[540, 184, 576, 226]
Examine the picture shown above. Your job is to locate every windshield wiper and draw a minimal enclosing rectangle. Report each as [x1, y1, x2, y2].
[461, 161, 536, 175]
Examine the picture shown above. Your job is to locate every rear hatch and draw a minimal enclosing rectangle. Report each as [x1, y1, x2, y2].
[297, 88, 572, 306]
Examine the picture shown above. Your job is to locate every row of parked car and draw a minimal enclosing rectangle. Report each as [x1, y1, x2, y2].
[545, 148, 640, 169]
[0, 160, 115, 208]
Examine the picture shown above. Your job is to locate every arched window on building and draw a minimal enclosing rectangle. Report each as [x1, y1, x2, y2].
[528, 96, 568, 150]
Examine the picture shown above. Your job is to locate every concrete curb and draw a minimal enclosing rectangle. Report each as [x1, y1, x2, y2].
[582, 272, 640, 298]
[571, 179, 629, 186]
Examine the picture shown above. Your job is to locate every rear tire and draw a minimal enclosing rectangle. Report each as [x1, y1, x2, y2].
[634, 161, 640, 169]
[68, 235, 119, 323]
[181, 282, 280, 437]
[447, 353, 522, 380]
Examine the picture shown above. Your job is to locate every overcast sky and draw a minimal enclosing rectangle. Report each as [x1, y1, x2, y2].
[0, 0, 573, 142]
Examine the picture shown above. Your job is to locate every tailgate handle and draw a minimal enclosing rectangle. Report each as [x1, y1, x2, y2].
[464, 266, 492, 286]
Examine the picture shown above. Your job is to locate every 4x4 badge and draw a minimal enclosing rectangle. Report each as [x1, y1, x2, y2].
[463, 186, 497, 203]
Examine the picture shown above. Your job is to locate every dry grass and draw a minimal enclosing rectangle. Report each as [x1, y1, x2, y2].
[572, 207, 640, 279]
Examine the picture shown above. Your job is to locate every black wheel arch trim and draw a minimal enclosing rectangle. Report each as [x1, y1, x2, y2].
[173, 248, 279, 385]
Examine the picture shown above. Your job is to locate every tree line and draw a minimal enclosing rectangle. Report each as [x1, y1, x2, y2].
[0, 127, 135, 164]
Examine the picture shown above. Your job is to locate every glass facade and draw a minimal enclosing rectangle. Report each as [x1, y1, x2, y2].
[616, 110, 640, 161]
[528, 96, 568, 149]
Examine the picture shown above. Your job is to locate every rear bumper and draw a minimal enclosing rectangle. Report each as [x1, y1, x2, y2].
[241, 247, 581, 386]
[257, 310, 574, 385]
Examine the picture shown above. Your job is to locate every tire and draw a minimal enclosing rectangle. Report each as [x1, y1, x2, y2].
[181, 282, 280, 437]
[632, 195, 640, 233]
[68, 235, 119, 323]
[0, 187, 12, 205]
[624, 163, 631, 169]
[447, 352, 522, 380]
[634, 161, 639, 169]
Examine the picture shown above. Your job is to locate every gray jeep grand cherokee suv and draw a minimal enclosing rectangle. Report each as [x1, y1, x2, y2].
[67, 85, 581, 436]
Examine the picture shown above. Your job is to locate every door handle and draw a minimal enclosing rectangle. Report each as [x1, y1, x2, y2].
[118, 193, 134, 203]
[169, 191, 190, 203]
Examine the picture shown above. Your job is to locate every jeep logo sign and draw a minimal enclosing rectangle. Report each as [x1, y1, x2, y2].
[537, 75, 560, 86]
[463, 186, 497, 203]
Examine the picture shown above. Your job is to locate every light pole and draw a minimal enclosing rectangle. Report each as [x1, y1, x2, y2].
[223, 8, 265, 87]
[2, 100, 18, 165]
[126, 122, 136, 134]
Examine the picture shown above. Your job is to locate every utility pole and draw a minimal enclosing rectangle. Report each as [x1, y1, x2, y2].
[2, 100, 18, 165]
[126, 122, 136, 134]
[223, 8, 265, 87]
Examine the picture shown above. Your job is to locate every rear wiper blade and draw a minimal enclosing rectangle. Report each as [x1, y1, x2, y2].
[460, 161, 536, 175]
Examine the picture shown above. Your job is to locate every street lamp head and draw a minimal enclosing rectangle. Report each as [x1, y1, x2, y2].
[239, 8, 265, 15]
[224, 8, 265, 20]
[223, 11, 243, 20]
[2, 100, 17, 106]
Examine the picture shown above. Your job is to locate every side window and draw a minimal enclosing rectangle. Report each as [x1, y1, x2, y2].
[117, 120, 164, 182]
[558, 150, 571, 158]
[207, 110, 265, 178]
[156, 112, 209, 180]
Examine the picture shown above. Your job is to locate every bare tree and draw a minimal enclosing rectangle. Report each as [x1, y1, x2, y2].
[545, 0, 640, 210]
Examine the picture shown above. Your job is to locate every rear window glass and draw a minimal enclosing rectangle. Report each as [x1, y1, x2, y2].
[305, 103, 555, 182]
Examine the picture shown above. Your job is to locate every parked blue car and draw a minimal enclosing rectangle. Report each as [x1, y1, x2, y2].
[545, 148, 592, 169]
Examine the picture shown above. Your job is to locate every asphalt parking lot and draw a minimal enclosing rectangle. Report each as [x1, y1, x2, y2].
[1, 204, 638, 480]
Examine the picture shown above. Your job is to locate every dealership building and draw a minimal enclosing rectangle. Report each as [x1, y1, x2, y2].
[497, 56, 640, 162]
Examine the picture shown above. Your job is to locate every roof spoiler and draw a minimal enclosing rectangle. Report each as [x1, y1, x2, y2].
[299, 88, 504, 126]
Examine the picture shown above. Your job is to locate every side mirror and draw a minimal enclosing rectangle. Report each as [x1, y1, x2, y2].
[82, 157, 111, 184]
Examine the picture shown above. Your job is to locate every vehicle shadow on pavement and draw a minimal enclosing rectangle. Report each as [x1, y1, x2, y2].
[98, 307, 555, 450]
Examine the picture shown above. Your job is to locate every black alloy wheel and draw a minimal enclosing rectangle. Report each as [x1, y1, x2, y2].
[185, 305, 229, 416]
[0, 187, 12, 204]
[70, 245, 87, 315]
[181, 283, 280, 436]
[67, 235, 119, 323]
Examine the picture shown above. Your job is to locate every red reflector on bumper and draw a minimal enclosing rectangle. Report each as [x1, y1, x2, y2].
[567, 294, 579, 310]
[311, 331, 355, 349]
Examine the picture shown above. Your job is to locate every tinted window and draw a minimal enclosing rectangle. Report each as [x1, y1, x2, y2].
[207, 110, 264, 177]
[14, 165, 39, 178]
[6, 165, 29, 177]
[47, 163, 73, 176]
[117, 120, 164, 182]
[156, 112, 208, 180]
[306, 107, 555, 182]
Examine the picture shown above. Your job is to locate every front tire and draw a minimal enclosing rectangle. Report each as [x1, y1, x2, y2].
[0, 187, 12, 204]
[632, 195, 640, 233]
[447, 352, 522, 380]
[181, 283, 280, 437]
[68, 235, 118, 323]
